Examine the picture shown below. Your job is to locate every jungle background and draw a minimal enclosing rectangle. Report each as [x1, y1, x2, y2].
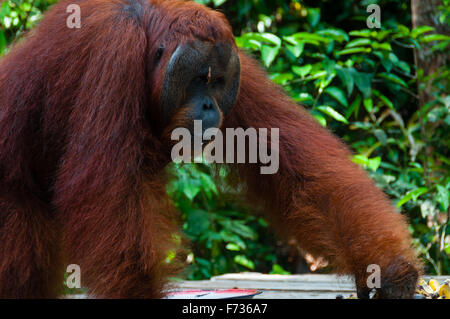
[1, 0, 449, 280]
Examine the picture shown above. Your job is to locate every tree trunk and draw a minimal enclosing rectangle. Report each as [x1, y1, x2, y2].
[411, 0, 449, 103]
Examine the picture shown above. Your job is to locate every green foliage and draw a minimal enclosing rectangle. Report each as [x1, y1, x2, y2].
[0, 0, 56, 55]
[167, 163, 290, 279]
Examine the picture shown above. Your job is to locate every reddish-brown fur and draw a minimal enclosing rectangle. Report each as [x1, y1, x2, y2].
[0, 0, 421, 298]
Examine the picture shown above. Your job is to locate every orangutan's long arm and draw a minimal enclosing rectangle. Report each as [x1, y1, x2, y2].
[224, 53, 421, 298]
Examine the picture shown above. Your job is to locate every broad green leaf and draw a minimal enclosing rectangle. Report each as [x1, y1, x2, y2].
[367, 156, 381, 171]
[352, 155, 381, 171]
[432, 39, 450, 50]
[301, 39, 321, 46]
[199, 173, 218, 196]
[351, 70, 372, 98]
[220, 231, 247, 249]
[396, 61, 411, 74]
[373, 89, 394, 109]
[283, 35, 299, 46]
[261, 45, 279, 67]
[285, 42, 304, 58]
[242, 32, 281, 46]
[349, 30, 372, 37]
[235, 36, 260, 50]
[295, 92, 314, 100]
[346, 94, 361, 118]
[436, 185, 449, 211]
[337, 47, 371, 55]
[316, 28, 349, 42]
[308, 70, 327, 80]
[292, 64, 312, 78]
[318, 73, 336, 90]
[371, 42, 392, 51]
[325, 86, 348, 106]
[271, 72, 294, 85]
[375, 30, 392, 41]
[352, 154, 369, 166]
[397, 188, 428, 207]
[363, 98, 373, 112]
[373, 51, 392, 72]
[317, 105, 348, 124]
[377, 72, 408, 87]
[270, 264, 291, 275]
[411, 26, 434, 38]
[259, 33, 282, 46]
[420, 33, 450, 42]
[312, 113, 327, 127]
[248, 39, 261, 49]
[236, 32, 281, 51]
[234, 255, 255, 270]
[345, 38, 371, 48]
[225, 243, 241, 251]
[373, 129, 388, 145]
[322, 59, 336, 74]
[381, 59, 393, 72]
[293, 92, 314, 103]
[396, 24, 410, 36]
[388, 52, 400, 64]
[228, 221, 256, 239]
[336, 67, 354, 96]
[183, 184, 200, 201]
[212, 0, 226, 6]
[291, 32, 330, 43]
[307, 8, 321, 27]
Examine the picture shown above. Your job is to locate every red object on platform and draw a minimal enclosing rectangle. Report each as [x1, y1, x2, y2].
[166, 289, 261, 299]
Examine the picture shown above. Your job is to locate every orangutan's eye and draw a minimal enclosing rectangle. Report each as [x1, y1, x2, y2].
[155, 46, 164, 63]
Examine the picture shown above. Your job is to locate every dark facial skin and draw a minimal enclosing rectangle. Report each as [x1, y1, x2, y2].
[160, 40, 240, 139]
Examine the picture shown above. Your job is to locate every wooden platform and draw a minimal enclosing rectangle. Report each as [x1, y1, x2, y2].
[66, 272, 449, 299]
[169, 272, 450, 299]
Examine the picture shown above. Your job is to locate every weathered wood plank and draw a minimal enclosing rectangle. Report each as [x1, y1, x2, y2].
[251, 291, 347, 299]
[66, 273, 450, 299]
[169, 273, 450, 299]
[172, 280, 355, 292]
[168, 272, 357, 299]
[211, 272, 352, 282]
